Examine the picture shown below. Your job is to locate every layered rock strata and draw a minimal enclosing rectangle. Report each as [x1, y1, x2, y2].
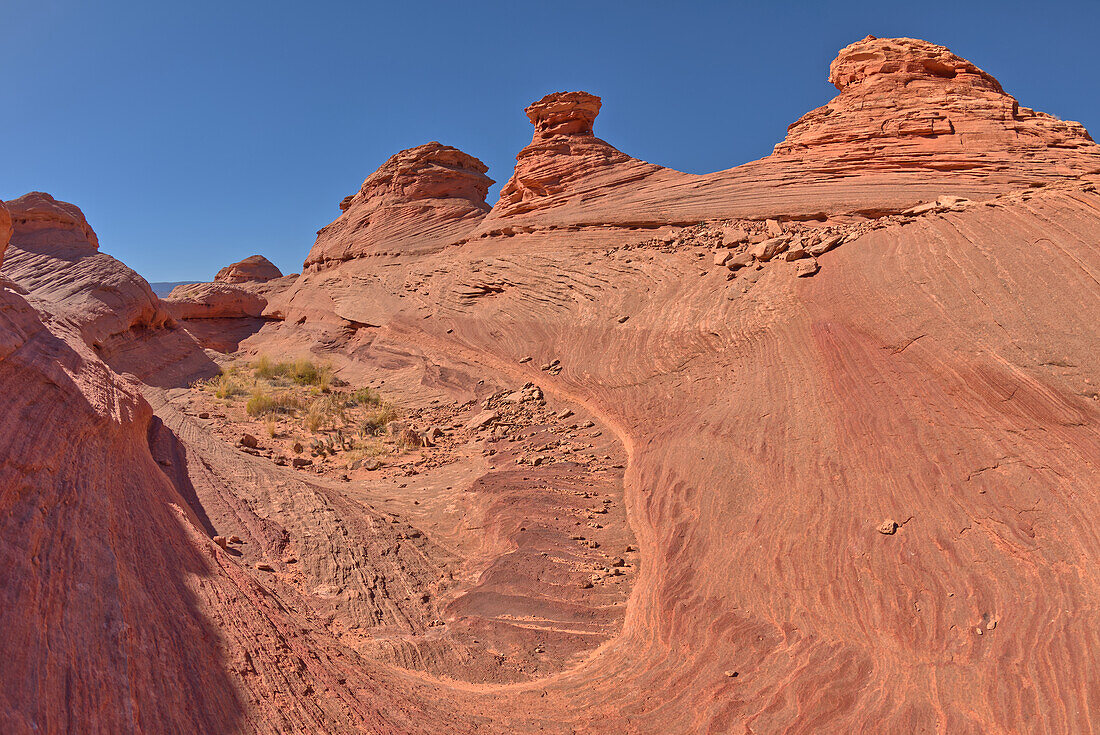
[303, 143, 493, 268]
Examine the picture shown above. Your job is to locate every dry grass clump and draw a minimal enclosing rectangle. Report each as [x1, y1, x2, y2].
[303, 395, 346, 432]
[359, 404, 397, 436]
[254, 355, 334, 389]
[245, 388, 303, 417]
[341, 441, 389, 467]
[193, 371, 247, 399]
[349, 387, 381, 407]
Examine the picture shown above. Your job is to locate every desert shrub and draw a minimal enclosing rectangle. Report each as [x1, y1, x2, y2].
[253, 355, 334, 388]
[254, 355, 281, 380]
[213, 374, 247, 399]
[349, 387, 381, 407]
[246, 389, 274, 416]
[342, 441, 388, 466]
[360, 404, 397, 435]
[246, 388, 301, 417]
[193, 372, 247, 399]
[265, 416, 278, 438]
[303, 394, 345, 432]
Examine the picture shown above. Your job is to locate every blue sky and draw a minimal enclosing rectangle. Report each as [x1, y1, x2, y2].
[3, 0, 1098, 281]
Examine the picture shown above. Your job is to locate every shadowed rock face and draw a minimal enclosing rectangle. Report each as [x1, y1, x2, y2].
[3, 36, 1100, 734]
[303, 142, 493, 268]
[215, 255, 282, 284]
[0, 201, 11, 267]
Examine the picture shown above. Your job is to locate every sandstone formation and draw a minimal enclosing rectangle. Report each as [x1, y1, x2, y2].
[303, 142, 493, 268]
[774, 36, 1097, 170]
[2, 193, 171, 347]
[2, 37, 1100, 735]
[215, 254, 283, 284]
[163, 281, 267, 319]
[470, 38, 1100, 235]
[0, 200, 11, 266]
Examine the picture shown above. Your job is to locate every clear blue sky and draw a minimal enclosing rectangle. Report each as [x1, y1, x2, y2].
[3, 0, 1098, 281]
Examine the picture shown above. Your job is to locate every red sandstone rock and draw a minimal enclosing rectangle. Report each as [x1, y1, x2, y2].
[471, 39, 1100, 236]
[480, 91, 664, 227]
[2, 193, 172, 349]
[215, 255, 283, 284]
[774, 36, 1096, 164]
[163, 282, 267, 320]
[3, 191, 99, 250]
[303, 142, 493, 268]
[4, 36, 1100, 735]
[0, 200, 11, 266]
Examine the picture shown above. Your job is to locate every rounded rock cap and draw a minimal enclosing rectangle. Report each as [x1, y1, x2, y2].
[829, 35, 1002, 92]
[525, 91, 602, 139]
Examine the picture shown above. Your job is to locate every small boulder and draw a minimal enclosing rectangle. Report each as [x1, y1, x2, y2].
[398, 428, 423, 448]
[795, 259, 820, 277]
[878, 519, 899, 535]
[466, 410, 499, 431]
[239, 434, 259, 449]
[725, 252, 754, 271]
[806, 234, 843, 257]
[751, 237, 788, 262]
[783, 241, 808, 261]
[721, 226, 750, 246]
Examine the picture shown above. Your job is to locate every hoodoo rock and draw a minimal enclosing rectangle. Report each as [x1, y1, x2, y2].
[480, 91, 664, 226]
[773, 36, 1097, 174]
[526, 91, 602, 138]
[215, 254, 283, 284]
[303, 142, 493, 268]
